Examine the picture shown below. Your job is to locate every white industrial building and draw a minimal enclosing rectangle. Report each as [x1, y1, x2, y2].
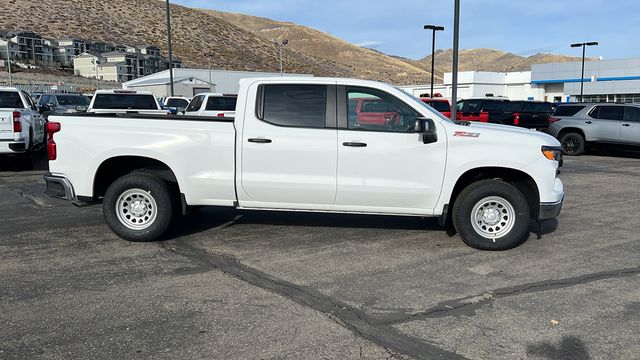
[122, 68, 311, 97]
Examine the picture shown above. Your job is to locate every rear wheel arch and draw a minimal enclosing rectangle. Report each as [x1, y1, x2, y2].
[557, 127, 586, 141]
[93, 156, 180, 199]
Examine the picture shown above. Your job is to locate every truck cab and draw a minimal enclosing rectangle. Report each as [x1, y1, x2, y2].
[183, 93, 237, 117]
[87, 90, 169, 115]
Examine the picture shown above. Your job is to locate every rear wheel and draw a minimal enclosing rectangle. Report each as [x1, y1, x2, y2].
[559, 132, 585, 156]
[103, 173, 175, 242]
[452, 179, 531, 251]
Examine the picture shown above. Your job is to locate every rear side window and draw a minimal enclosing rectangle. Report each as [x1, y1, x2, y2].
[553, 105, 585, 117]
[206, 96, 237, 111]
[92, 94, 158, 110]
[623, 106, 640, 122]
[504, 102, 523, 112]
[166, 98, 189, 108]
[589, 106, 623, 120]
[0, 91, 25, 108]
[482, 101, 507, 112]
[523, 102, 552, 112]
[260, 85, 327, 128]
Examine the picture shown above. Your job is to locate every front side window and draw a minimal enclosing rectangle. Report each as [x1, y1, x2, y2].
[185, 95, 204, 112]
[589, 106, 623, 120]
[261, 85, 326, 128]
[623, 106, 640, 122]
[464, 100, 483, 112]
[346, 87, 419, 133]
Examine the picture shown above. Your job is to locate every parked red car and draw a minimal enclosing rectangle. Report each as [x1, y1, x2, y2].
[349, 98, 401, 127]
[420, 98, 452, 118]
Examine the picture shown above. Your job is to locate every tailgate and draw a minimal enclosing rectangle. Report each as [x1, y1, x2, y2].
[0, 110, 14, 140]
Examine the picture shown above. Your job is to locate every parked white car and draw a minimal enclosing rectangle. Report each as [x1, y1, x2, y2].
[0, 87, 46, 168]
[87, 90, 169, 115]
[45, 77, 564, 250]
[184, 93, 237, 117]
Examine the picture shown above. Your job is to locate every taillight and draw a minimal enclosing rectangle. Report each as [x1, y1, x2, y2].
[548, 117, 560, 124]
[513, 112, 520, 126]
[217, 113, 225, 117]
[12, 111, 22, 132]
[47, 122, 61, 161]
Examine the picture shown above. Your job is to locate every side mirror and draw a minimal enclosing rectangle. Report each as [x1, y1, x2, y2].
[415, 117, 438, 144]
[75, 105, 87, 112]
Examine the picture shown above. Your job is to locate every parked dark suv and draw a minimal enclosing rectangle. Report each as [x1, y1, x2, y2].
[37, 93, 89, 120]
[456, 98, 552, 129]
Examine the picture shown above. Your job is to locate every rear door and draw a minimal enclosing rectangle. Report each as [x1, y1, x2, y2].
[620, 106, 640, 144]
[239, 83, 338, 209]
[586, 105, 623, 142]
[335, 86, 446, 214]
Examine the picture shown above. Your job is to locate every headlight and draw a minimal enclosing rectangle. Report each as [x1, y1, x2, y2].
[541, 146, 563, 166]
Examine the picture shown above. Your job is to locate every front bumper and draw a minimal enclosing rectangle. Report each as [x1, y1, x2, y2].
[539, 197, 563, 220]
[44, 173, 76, 200]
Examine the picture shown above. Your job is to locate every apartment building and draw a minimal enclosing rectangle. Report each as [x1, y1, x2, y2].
[0, 31, 54, 64]
[74, 50, 182, 83]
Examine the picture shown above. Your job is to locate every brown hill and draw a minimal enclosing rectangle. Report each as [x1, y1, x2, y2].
[205, 10, 435, 84]
[407, 49, 586, 79]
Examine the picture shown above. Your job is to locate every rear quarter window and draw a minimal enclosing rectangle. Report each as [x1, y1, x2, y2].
[205, 96, 237, 111]
[553, 105, 585, 117]
[0, 91, 25, 108]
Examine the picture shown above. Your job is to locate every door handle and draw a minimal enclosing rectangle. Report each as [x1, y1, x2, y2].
[584, 121, 592, 124]
[248, 138, 272, 143]
[343, 142, 367, 147]
[622, 123, 631, 127]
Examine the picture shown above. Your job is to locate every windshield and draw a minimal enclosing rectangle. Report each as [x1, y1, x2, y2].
[57, 95, 89, 106]
[166, 98, 189, 108]
[92, 94, 158, 109]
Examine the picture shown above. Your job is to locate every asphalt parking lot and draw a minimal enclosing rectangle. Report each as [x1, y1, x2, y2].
[1, 152, 639, 360]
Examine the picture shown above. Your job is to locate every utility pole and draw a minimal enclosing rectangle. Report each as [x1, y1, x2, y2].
[571, 41, 598, 102]
[165, 0, 175, 96]
[205, 52, 213, 91]
[450, 0, 460, 121]
[274, 39, 288, 75]
[5, 42, 12, 86]
[424, 25, 444, 98]
[92, 58, 100, 91]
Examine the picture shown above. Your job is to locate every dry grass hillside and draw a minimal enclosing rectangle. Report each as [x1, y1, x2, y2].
[406, 49, 586, 79]
[206, 10, 435, 84]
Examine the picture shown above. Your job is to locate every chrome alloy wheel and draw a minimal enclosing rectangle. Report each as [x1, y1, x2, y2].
[470, 196, 516, 241]
[115, 188, 158, 230]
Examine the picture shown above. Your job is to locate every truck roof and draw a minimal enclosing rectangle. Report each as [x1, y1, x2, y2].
[0, 87, 21, 92]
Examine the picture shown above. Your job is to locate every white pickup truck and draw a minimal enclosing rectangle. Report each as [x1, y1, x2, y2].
[44, 77, 564, 250]
[183, 93, 237, 117]
[87, 89, 169, 115]
[1, 87, 46, 167]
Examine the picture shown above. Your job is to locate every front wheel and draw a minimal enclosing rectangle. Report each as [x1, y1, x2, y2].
[103, 173, 175, 242]
[452, 179, 531, 251]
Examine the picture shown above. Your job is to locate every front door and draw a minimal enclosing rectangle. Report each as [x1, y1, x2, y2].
[239, 83, 338, 210]
[335, 86, 446, 215]
[620, 106, 640, 145]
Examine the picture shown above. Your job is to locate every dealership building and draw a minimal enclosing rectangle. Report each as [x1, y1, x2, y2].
[401, 57, 640, 103]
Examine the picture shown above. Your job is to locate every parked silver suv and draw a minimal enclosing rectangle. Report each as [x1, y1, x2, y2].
[547, 103, 640, 155]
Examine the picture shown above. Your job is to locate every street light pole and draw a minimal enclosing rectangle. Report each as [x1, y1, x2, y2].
[274, 39, 288, 75]
[6, 42, 12, 86]
[450, 0, 460, 121]
[165, 0, 175, 97]
[205, 52, 213, 91]
[571, 41, 598, 102]
[424, 25, 444, 98]
[91, 58, 100, 91]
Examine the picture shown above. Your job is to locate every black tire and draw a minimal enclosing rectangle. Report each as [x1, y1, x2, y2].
[452, 179, 531, 251]
[103, 173, 175, 242]
[559, 132, 585, 156]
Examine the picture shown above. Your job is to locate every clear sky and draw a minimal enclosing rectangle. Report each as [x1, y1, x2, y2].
[173, 0, 639, 60]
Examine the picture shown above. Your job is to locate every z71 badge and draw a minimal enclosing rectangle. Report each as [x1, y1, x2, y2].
[453, 131, 480, 138]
